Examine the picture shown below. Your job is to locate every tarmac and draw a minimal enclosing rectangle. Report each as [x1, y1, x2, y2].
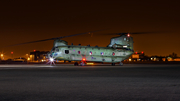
[0, 64, 180, 101]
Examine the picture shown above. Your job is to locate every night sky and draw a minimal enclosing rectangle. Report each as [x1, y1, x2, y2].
[0, 0, 180, 59]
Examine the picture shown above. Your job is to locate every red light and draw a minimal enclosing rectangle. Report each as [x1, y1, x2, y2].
[141, 51, 144, 54]
[82, 58, 86, 61]
[112, 52, 115, 56]
[127, 34, 130, 37]
[34, 50, 36, 52]
[11, 52, 13, 54]
[135, 52, 137, 54]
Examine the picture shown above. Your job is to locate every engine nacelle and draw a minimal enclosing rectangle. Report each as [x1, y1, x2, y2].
[108, 35, 133, 50]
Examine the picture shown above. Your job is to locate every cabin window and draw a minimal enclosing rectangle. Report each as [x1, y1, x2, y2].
[101, 52, 104, 55]
[56, 48, 59, 52]
[65, 50, 69, 54]
[89, 51, 92, 55]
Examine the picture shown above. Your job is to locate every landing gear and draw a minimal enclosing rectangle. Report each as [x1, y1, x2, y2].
[80, 62, 85, 66]
[111, 63, 115, 66]
[74, 62, 79, 66]
[119, 62, 123, 66]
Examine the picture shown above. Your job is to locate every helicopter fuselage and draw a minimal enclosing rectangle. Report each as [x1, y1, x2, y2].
[49, 45, 134, 63]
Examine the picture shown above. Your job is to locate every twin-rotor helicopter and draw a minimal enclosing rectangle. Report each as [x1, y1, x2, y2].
[7, 30, 138, 66]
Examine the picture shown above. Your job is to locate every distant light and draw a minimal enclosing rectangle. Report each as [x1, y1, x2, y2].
[135, 52, 137, 54]
[123, 46, 127, 48]
[11, 52, 13, 54]
[127, 34, 130, 37]
[34, 50, 36, 52]
[141, 51, 144, 54]
[27, 57, 30, 61]
[50, 58, 54, 62]
[87, 63, 94, 65]
[129, 59, 131, 61]
[1, 54, 3, 57]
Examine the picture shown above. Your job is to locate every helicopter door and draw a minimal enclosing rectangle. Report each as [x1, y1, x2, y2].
[64, 49, 70, 60]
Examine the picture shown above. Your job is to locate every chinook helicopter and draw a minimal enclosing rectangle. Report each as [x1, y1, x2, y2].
[6, 31, 135, 66]
[47, 32, 134, 66]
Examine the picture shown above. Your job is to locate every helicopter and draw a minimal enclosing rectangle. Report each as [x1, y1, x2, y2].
[6, 30, 135, 66]
[47, 32, 134, 66]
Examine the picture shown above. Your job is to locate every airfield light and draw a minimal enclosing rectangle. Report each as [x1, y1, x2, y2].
[127, 34, 130, 37]
[135, 52, 137, 54]
[34, 50, 36, 52]
[11, 52, 13, 54]
[141, 51, 144, 54]
[87, 63, 94, 65]
[123, 46, 127, 48]
[1, 54, 3, 57]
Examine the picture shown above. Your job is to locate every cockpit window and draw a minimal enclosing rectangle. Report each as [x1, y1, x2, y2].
[65, 50, 69, 54]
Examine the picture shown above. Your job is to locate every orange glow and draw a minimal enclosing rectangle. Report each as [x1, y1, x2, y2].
[87, 63, 94, 65]
[34, 50, 36, 52]
[11, 52, 13, 54]
[82, 58, 86, 61]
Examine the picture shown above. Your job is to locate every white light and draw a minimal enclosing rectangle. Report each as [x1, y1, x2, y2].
[50, 58, 54, 62]
[123, 46, 127, 48]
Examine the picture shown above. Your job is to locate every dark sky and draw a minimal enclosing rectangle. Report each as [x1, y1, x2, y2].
[0, 0, 180, 59]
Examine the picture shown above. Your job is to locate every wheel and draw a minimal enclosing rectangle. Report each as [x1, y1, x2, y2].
[119, 62, 123, 66]
[80, 62, 85, 66]
[74, 62, 78, 66]
[111, 63, 115, 66]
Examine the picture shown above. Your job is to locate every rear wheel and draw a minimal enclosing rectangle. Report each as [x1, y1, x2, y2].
[111, 63, 115, 66]
[74, 62, 78, 66]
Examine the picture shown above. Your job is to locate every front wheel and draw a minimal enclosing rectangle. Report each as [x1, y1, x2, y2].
[119, 62, 123, 66]
[80, 62, 85, 66]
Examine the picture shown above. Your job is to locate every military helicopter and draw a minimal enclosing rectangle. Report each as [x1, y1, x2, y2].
[47, 32, 134, 66]
[7, 31, 135, 66]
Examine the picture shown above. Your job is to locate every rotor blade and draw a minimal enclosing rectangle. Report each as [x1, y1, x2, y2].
[5, 30, 104, 47]
[101, 32, 159, 35]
